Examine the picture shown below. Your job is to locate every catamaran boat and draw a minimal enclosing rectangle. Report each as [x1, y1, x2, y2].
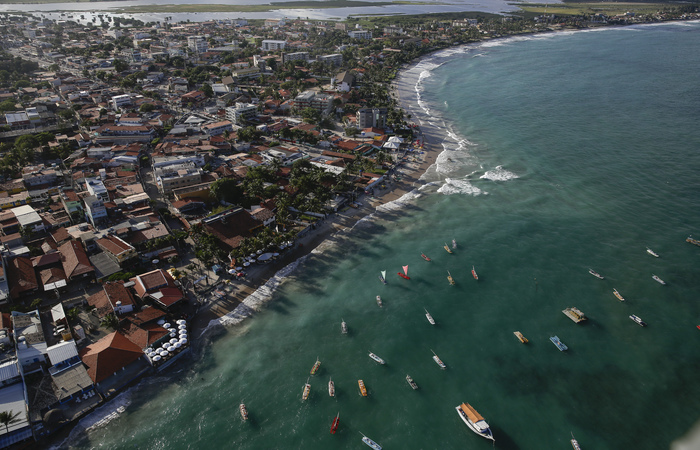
[629, 314, 647, 327]
[647, 247, 660, 257]
[378, 270, 387, 285]
[513, 331, 528, 343]
[358, 379, 368, 397]
[447, 270, 455, 285]
[361, 434, 382, 450]
[471, 266, 478, 280]
[330, 413, 340, 434]
[652, 274, 666, 285]
[589, 268, 604, 280]
[550, 336, 568, 351]
[455, 403, 495, 441]
[376, 295, 383, 307]
[444, 243, 453, 254]
[302, 378, 311, 401]
[431, 350, 446, 369]
[613, 289, 625, 302]
[421, 253, 432, 261]
[328, 377, 335, 397]
[425, 308, 436, 325]
[341, 319, 348, 334]
[310, 357, 321, 375]
[406, 374, 418, 390]
[239, 403, 249, 421]
[369, 352, 386, 364]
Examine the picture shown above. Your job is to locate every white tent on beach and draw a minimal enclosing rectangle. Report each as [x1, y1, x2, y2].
[382, 141, 401, 149]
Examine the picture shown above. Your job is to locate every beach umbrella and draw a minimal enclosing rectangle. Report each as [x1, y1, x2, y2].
[170, 338, 178, 344]
[180, 338, 188, 345]
[163, 323, 171, 329]
[162, 342, 170, 348]
[176, 319, 186, 325]
[179, 329, 187, 335]
[157, 319, 165, 325]
[228, 269, 237, 275]
[175, 342, 182, 349]
[178, 324, 187, 329]
[153, 355, 161, 362]
[243, 262, 250, 267]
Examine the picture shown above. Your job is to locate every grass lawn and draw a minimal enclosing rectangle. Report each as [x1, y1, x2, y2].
[519, 2, 678, 16]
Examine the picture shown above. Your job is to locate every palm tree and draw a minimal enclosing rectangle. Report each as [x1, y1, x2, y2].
[0, 410, 22, 434]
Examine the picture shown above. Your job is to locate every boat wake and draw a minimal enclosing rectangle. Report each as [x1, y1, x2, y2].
[437, 178, 485, 196]
[480, 165, 519, 181]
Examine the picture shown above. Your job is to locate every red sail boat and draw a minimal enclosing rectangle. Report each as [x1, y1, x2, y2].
[330, 412, 340, 434]
[472, 266, 479, 280]
[398, 265, 410, 280]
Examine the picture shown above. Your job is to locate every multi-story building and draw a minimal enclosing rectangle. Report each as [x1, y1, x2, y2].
[22, 167, 58, 188]
[111, 94, 132, 111]
[357, 107, 388, 129]
[202, 120, 233, 136]
[293, 91, 333, 114]
[187, 36, 208, 54]
[154, 163, 203, 194]
[84, 195, 107, 227]
[317, 53, 343, 66]
[261, 40, 287, 51]
[282, 52, 310, 64]
[85, 178, 109, 202]
[225, 103, 258, 125]
[348, 30, 372, 39]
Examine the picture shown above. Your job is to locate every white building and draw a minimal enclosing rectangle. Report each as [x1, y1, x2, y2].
[84, 195, 108, 227]
[261, 40, 287, 51]
[348, 30, 372, 40]
[111, 94, 132, 111]
[10, 205, 44, 234]
[187, 36, 208, 54]
[86, 178, 109, 202]
[225, 103, 258, 125]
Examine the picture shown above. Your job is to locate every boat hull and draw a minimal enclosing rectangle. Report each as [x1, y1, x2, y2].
[455, 406, 494, 441]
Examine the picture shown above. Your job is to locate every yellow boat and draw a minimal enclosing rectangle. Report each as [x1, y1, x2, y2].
[447, 271, 455, 285]
[513, 331, 528, 343]
[444, 243, 453, 254]
[613, 289, 625, 302]
[358, 379, 367, 397]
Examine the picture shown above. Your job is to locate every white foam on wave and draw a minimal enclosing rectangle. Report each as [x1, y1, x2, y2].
[480, 165, 519, 181]
[437, 178, 485, 196]
[376, 189, 422, 213]
[50, 390, 133, 449]
[199, 255, 310, 335]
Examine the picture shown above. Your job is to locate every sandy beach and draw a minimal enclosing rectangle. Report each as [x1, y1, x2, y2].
[190, 74, 438, 337]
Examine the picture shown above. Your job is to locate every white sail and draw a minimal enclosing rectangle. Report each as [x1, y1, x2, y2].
[381, 271, 386, 279]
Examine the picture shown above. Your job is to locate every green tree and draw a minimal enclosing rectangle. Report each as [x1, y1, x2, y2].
[201, 83, 213, 98]
[113, 59, 129, 73]
[139, 103, 155, 113]
[100, 314, 119, 330]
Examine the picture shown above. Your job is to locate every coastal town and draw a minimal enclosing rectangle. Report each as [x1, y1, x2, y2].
[0, 4, 697, 448]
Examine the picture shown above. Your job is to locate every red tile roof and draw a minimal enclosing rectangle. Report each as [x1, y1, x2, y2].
[59, 240, 95, 280]
[128, 307, 166, 326]
[131, 269, 175, 298]
[122, 321, 168, 350]
[6, 256, 38, 299]
[87, 290, 112, 318]
[79, 331, 144, 383]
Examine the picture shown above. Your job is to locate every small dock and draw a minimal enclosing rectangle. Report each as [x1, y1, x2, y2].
[562, 307, 587, 323]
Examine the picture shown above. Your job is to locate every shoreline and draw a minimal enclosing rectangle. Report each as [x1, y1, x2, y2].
[190, 93, 440, 339]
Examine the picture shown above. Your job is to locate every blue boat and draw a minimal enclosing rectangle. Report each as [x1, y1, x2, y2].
[550, 336, 568, 351]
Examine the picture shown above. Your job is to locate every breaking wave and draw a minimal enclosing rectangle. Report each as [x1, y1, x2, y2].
[437, 178, 485, 196]
[480, 165, 519, 181]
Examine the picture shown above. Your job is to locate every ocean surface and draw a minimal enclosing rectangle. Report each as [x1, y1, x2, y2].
[66, 22, 700, 450]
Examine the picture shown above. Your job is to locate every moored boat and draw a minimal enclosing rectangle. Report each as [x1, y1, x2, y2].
[687, 235, 700, 247]
[431, 349, 446, 369]
[629, 314, 647, 327]
[330, 412, 339, 434]
[425, 308, 436, 325]
[471, 266, 478, 280]
[447, 270, 455, 285]
[361, 434, 382, 450]
[589, 268, 604, 280]
[358, 379, 368, 397]
[444, 243, 453, 254]
[369, 352, 385, 364]
[302, 378, 311, 401]
[563, 307, 587, 323]
[421, 252, 431, 261]
[239, 403, 248, 421]
[406, 374, 418, 390]
[455, 402, 495, 441]
[652, 274, 666, 285]
[310, 357, 321, 375]
[341, 319, 348, 334]
[513, 331, 528, 343]
[613, 289, 625, 302]
[328, 377, 335, 397]
[376, 295, 383, 307]
[398, 265, 410, 280]
[646, 247, 660, 257]
[571, 432, 582, 450]
[550, 335, 568, 351]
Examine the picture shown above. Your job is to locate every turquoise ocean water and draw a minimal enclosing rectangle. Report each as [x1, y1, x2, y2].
[68, 22, 700, 450]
